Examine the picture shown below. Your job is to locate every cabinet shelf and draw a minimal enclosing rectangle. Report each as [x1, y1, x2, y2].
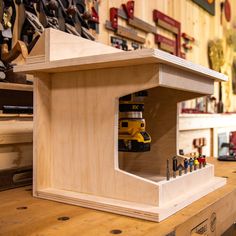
[0, 82, 33, 92]
[0, 114, 33, 118]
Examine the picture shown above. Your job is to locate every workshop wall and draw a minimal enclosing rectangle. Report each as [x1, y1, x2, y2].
[7, 0, 236, 112]
[96, 0, 236, 112]
[99, 0, 221, 66]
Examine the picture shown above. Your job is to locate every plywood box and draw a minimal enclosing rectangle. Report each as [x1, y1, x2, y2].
[14, 28, 227, 222]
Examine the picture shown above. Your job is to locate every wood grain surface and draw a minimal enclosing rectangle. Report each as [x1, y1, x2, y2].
[0, 158, 235, 236]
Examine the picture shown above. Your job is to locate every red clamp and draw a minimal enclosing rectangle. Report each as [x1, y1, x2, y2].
[182, 43, 192, 50]
[110, 8, 118, 30]
[122, 0, 134, 19]
[91, 7, 99, 23]
[181, 33, 195, 42]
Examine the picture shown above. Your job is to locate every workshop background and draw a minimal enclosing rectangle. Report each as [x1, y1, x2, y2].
[2, 1, 236, 236]
[1, 0, 236, 188]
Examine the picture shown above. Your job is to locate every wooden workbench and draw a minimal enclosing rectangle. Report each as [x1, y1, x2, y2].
[0, 158, 236, 236]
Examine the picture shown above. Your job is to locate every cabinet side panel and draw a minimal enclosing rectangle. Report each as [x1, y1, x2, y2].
[34, 74, 52, 195]
[50, 65, 159, 205]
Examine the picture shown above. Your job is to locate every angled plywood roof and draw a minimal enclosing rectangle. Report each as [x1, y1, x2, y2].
[27, 28, 120, 64]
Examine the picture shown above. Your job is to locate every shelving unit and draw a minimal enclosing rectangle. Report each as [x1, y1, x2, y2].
[0, 114, 33, 118]
[0, 81, 33, 190]
[0, 82, 33, 92]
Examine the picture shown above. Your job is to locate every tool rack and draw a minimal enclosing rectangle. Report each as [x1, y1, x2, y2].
[15, 28, 227, 222]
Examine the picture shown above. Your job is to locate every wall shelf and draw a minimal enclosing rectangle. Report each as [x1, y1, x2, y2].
[0, 82, 33, 92]
[179, 113, 236, 131]
[178, 113, 236, 157]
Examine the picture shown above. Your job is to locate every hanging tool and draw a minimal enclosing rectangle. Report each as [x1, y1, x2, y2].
[1, 0, 15, 47]
[0, 0, 4, 31]
[57, 0, 95, 39]
[181, 33, 194, 52]
[0, 0, 28, 64]
[16, 1, 44, 51]
[182, 43, 192, 50]
[181, 33, 195, 42]
[67, 0, 82, 35]
[110, 36, 128, 50]
[122, 0, 134, 19]
[37, 0, 60, 29]
[153, 9, 181, 57]
[20, 10, 44, 53]
[25, 10, 44, 34]
[0, 60, 6, 81]
[193, 138, 206, 156]
[109, 7, 118, 30]
[1, 39, 28, 63]
[85, 0, 99, 31]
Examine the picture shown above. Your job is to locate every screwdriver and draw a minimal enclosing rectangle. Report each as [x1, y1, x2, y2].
[184, 158, 188, 174]
[173, 156, 178, 178]
[189, 157, 193, 172]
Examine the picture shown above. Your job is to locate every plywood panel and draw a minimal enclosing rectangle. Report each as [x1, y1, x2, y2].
[49, 64, 161, 205]
[34, 73, 52, 192]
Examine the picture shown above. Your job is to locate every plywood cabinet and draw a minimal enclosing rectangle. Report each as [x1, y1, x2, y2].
[15, 28, 227, 222]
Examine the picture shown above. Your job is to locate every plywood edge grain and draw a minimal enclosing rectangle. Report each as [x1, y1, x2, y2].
[154, 51, 227, 82]
[13, 28, 227, 82]
[35, 175, 226, 222]
[37, 188, 160, 222]
[14, 49, 156, 73]
[0, 82, 33, 91]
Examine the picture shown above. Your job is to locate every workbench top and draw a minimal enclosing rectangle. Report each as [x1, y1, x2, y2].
[0, 158, 236, 236]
